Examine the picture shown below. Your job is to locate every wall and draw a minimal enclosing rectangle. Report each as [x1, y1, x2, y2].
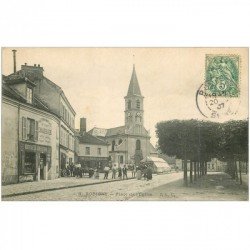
[19, 106, 60, 180]
[78, 144, 108, 158]
[1, 99, 19, 184]
[34, 79, 61, 116]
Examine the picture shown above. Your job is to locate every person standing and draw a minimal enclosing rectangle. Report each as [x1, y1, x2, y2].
[118, 166, 122, 179]
[122, 165, 128, 180]
[131, 164, 136, 178]
[146, 166, 153, 181]
[112, 164, 117, 179]
[136, 166, 142, 180]
[103, 165, 110, 179]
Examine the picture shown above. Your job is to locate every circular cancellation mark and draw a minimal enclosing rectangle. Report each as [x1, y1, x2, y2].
[196, 84, 241, 119]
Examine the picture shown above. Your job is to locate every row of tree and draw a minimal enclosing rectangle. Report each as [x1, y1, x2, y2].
[156, 119, 248, 186]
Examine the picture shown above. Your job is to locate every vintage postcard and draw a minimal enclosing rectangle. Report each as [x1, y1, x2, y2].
[1, 48, 248, 201]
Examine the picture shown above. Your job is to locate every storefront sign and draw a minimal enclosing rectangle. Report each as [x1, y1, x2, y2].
[38, 118, 52, 144]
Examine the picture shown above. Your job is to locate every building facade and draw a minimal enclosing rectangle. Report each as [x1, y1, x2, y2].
[88, 65, 157, 167]
[2, 74, 60, 184]
[2, 59, 76, 184]
[75, 118, 109, 169]
[20, 64, 76, 172]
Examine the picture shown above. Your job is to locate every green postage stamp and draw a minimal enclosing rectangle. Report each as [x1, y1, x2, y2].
[205, 55, 240, 97]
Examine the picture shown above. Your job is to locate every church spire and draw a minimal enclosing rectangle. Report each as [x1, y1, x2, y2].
[127, 64, 142, 96]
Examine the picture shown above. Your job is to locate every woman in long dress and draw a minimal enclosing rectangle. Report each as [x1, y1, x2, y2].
[136, 167, 142, 180]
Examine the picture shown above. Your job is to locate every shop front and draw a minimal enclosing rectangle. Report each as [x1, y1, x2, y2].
[19, 142, 51, 182]
[78, 156, 109, 170]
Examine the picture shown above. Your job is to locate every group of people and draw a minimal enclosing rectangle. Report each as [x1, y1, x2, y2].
[61, 162, 153, 181]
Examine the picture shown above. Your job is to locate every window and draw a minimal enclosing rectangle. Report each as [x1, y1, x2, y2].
[136, 139, 141, 150]
[112, 140, 115, 151]
[85, 147, 90, 155]
[136, 100, 140, 109]
[119, 139, 123, 145]
[128, 100, 131, 110]
[26, 118, 38, 141]
[119, 155, 124, 164]
[98, 148, 101, 155]
[27, 87, 33, 104]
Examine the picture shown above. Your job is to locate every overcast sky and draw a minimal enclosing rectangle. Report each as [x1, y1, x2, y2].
[2, 48, 248, 145]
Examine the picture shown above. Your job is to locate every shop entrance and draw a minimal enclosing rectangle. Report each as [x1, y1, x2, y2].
[40, 153, 46, 180]
[24, 152, 36, 174]
[61, 153, 66, 169]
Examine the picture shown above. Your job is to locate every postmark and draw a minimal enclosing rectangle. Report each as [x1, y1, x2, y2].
[196, 84, 241, 119]
[205, 55, 240, 97]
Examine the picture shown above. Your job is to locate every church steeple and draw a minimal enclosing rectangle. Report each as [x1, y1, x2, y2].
[127, 64, 142, 97]
[125, 64, 144, 132]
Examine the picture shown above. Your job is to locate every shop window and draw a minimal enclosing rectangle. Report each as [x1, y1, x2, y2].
[85, 147, 90, 155]
[98, 148, 101, 155]
[27, 87, 33, 104]
[24, 152, 36, 174]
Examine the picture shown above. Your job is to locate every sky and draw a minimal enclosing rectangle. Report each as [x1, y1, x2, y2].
[2, 48, 248, 145]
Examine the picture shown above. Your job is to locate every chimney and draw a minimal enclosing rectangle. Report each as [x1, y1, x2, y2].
[80, 117, 87, 133]
[12, 49, 17, 73]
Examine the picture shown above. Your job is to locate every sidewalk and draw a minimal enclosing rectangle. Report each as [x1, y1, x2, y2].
[1, 172, 134, 199]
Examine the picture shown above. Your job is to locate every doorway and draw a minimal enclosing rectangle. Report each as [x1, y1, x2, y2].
[40, 153, 46, 180]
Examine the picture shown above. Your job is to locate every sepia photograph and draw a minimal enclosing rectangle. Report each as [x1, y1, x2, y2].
[1, 47, 249, 201]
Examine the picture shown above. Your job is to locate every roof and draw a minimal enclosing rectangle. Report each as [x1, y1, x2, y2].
[88, 127, 108, 137]
[106, 126, 126, 136]
[78, 132, 108, 146]
[2, 78, 50, 113]
[149, 143, 157, 154]
[126, 65, 142, 96]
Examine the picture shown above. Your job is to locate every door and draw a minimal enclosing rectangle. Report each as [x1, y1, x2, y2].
[40, 153, 46, 180]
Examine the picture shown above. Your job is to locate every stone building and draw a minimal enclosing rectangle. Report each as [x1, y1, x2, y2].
[2, 52, 76, 184]
[18, 63, 76, 171]
[75, 118, 109, 169]
[88, 65, 157, 167]
[2, 74, 60, 184]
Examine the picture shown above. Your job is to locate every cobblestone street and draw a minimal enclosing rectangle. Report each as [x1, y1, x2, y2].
[2, 172, 248, 201]
[3, 172, 183, 201]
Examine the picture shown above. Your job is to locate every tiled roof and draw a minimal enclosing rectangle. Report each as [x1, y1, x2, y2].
[127, 65, 142, 96]
[106, 126, 126, 136]
[2, 77, 51, 113]
[78, 132, 108, 145]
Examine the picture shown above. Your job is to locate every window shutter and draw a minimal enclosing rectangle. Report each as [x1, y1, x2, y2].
[22, 117, 27, 140]
[35, 121, 38, 141]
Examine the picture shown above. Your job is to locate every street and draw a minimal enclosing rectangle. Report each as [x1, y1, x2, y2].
[3, 172, 248, 201]
[3, 172, 183, 201]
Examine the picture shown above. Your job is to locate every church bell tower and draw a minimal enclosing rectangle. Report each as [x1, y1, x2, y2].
[125, 65, 144, 133]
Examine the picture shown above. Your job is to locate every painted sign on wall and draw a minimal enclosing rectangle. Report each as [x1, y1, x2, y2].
[38, 118, 52, 144]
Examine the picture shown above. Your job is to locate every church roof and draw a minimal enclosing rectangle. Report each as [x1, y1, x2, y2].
[126, 65, 142, 96]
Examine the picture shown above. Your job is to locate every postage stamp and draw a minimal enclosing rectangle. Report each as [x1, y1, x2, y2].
[205, 55, 240, 97]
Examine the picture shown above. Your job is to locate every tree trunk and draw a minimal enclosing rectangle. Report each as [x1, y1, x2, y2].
[239, 161, 242, 185]
[194, 162, 197, 182]
[184, 158, 188, 186]
[246, 162, 248, 174]
[235, 160, 239, 181]
[201, 162, 204, 176]
[205, 162, 207, 175]
[190, 161, 193, 184]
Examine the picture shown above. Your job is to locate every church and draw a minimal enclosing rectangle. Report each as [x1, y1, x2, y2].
[88, 65, 157, 167]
